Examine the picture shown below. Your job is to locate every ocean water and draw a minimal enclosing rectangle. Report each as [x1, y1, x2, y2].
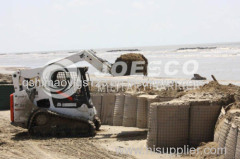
[0, 42, 240, 81]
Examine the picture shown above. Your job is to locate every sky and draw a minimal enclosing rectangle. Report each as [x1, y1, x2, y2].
[1, 0, 240, 53]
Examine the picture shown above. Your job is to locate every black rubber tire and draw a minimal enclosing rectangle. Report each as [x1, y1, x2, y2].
[93, 116, 101, 131]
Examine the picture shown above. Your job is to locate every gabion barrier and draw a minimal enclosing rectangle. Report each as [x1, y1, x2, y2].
[123, 95, 137, 127]
[136, 96, 148, 128]
[91, 94, 102, 118]
[113, 94, 125, 126]
[225, 123, 238, 159]
[100, 93, 116, 125]
[218, 120, 231, 149]
[147, 101, 190, 150]
[189, 100, 222, 147]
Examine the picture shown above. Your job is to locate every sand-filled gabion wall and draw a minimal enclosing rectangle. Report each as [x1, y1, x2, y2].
[147, 99, 222, 149]
[100, 93, 116, 125]
[136, 96, 148, 128]
[123, 95, 138, 127]
[91, 93, 167, 128]
[189, 100, 222, 147]
[146, 96, 159, 127]
[147, 101, 190, 149]
[91, 94, 102, 118]
[235, 128, 240, 159]
[113, 94, 125, 126]
[214, 118, 240, 159]
[136, 95, 170, 129]
[225, 123, 238, 159]
[92, 93, 172, 128]
[217, 120, 231, 148]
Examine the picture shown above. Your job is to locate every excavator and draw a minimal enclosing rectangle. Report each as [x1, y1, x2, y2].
[10, 50, 117, 137]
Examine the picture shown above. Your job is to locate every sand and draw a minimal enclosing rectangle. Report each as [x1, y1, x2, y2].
[0, 73, 12, 84]
[189, 142, 224, 159]
[0, 111, 196, 159]
[1, 66, 240, 158]
[0, 66, 28, 84]
[0, 66, 29, 74]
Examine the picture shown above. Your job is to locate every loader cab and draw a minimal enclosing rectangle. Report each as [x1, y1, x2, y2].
[38, 67, 93, 109]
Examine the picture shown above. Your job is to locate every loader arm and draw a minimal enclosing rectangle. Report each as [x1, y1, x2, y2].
[51, 50, 112, 74]
[12, 50, 112, 93]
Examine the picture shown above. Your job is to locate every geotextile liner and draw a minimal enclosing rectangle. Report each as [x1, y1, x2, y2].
[91, 94, 102, 118]
[147, 101, 190, 150]
[115, 53, 148, 76]
[123, 95, 137, 127]
[189, 100, 222, 147]
[100, 93, 116, 125]
[113, 94, 125, 126]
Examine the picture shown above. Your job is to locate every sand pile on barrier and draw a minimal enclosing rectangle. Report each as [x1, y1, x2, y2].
[191, 81, 239, 96]
[115, 53, 148, 76]
[0, 74, 12, 84]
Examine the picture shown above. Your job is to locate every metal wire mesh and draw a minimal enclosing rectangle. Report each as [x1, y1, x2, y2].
[147, 101, 190, 150]
[136, 97, 148, 128]
[91, 94, 102, 118]
[113, 94, 125, 126]
[218, 119, 231, 149]
[235, 128, 240, 159]
[189, 101, 222, 147]
[225, 123, 238, 159]
[123, 95, 137, 127]
[101, 93, 116, 125]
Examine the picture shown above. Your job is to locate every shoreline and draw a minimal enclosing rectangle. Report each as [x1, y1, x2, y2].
[1, 66, 240, 86]
[0, 66, 29, 74]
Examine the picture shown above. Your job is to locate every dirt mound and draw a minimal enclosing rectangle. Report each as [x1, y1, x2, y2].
[0, 73, 12, 84]
[115, 53, 148, 76]
[190, 142, 224, 158]
[198, 81, 238, 94]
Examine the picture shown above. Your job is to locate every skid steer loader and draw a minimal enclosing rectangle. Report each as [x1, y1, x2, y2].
[10, 50, 114, 137]
[10, 50, 146, 137]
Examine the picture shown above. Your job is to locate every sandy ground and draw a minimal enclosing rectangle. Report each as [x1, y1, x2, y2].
[0, 111, 194, 159]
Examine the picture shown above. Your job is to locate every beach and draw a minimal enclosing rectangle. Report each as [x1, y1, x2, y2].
[1, 43, 240, 159]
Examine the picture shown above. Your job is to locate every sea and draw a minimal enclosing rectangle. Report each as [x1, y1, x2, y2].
[0, 42, 240, 82]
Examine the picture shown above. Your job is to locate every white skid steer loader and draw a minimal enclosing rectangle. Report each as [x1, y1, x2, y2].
[10, 50, 114, 137]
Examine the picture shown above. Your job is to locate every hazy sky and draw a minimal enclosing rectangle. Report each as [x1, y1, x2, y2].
[1, 0, 240, 53]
